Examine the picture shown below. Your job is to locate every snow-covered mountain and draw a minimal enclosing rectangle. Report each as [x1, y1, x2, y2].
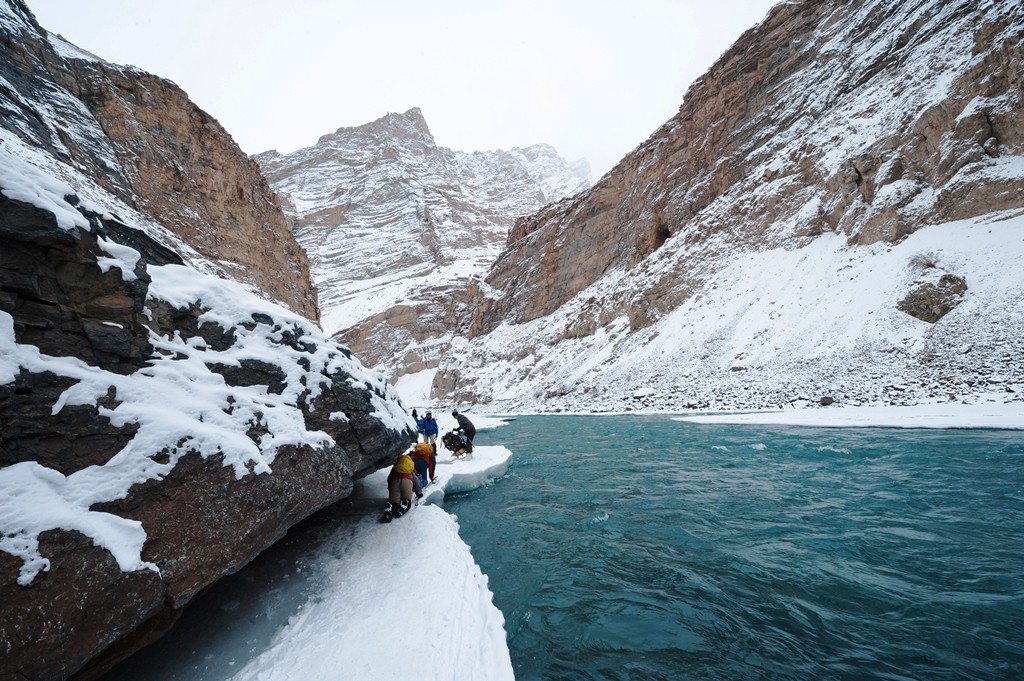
[254, 108, 590, 375]
[426, 0, 1024, 412]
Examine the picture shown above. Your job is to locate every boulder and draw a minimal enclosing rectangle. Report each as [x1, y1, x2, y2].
[897, 274, 968, 323]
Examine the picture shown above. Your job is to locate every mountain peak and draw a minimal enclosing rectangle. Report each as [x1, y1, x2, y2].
[357, 107, 434, 144]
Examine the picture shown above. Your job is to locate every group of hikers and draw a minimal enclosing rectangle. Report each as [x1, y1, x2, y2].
[382, 408, 476, 522]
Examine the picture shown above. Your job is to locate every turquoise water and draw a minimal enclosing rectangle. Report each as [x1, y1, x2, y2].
[450, 415, 1024, 680]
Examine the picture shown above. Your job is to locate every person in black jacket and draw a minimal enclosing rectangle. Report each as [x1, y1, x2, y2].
[451, 410, 476, 452]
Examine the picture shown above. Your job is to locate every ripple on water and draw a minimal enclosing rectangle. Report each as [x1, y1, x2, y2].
[450, 415, 1024, 681]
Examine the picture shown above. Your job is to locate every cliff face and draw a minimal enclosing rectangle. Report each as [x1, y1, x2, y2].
[476, 0, 1024, 331]
[0, 2, 413, 679]
[435, 0, 1024, 410]
[1, 0, 318, 321]
[255, 108, 590, 376]
[66, 61, 319, 321]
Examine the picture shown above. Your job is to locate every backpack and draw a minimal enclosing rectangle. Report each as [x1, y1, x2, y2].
[442, 429, 473, 456]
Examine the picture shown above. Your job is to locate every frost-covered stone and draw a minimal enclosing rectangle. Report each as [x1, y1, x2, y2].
[0, 0, 317, 321]
[897, 273, 968, 323]
[0, 190, 415, 680]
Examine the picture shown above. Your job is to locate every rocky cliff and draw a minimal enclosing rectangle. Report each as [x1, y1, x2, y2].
[255, 108, 590, 377]
[1, 0, 318, 321]
[435, 0, 1024, 410]
[0, 2, 414, 679]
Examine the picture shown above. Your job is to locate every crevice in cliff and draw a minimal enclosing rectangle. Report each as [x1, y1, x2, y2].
[982, 112, 1000, 158]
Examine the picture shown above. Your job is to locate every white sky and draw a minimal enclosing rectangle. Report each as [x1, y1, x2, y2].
[26, 0, 779, 177]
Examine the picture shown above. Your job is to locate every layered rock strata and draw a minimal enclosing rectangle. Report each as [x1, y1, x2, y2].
[0, 2, 413, 678]
[0, 189, 412, 681]
[474, 0, 1024, 332]
[0, 0, 318, 320]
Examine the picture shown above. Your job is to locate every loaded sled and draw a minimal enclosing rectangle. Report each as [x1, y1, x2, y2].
[442, 429, 473, 459]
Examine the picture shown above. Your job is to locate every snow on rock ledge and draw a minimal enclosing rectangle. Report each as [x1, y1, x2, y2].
[0, 176, 416, 679]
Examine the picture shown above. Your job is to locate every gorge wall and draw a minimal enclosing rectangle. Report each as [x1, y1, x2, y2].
[476, 0, 1023, 330]
[0, 2, 414, 679]
[434, 0, 1024, 411]
[1, 0, 318, 321]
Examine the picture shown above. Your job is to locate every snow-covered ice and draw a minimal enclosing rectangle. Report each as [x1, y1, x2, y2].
[674, 393, 1024, 429]
[227, 441, 515, 681]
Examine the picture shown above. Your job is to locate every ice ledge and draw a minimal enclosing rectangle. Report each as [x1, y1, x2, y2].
[228, 445, 516, 681]
[673, 396, 1024, 430]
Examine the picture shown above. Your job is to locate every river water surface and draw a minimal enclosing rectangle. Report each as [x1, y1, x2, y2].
[449, 415, 1024, 680]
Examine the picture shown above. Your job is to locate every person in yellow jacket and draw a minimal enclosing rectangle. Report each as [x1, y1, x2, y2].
[383, 450, 423, 522]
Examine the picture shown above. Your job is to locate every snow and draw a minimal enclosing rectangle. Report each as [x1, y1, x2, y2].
[227, 444, 515, 681]
[46, 31, 103, 63]
[96, 236, 141, 281]
[0, 146, 89, 231]
[394, 368, 438, 408]
[0, 257, 385, 583]
[674, 393, 1024, 429]
[443, 210, 1024, 414]
[255, 109, 591, 341]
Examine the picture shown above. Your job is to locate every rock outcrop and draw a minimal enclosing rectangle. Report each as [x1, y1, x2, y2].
[0, 0, 318, 321]
[0, 185, 413, 681]
[0, 2, 414, 678]
[898, 273, 968, 323]
[255, 108, 591, 376]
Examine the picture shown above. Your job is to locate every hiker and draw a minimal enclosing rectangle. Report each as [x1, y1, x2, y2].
[410, 408, 421, 443]
[417, 409, 439, 453]
[451, 409, 476, 453]
[384, 450, 423, 522]
[410, 441, 435, 487]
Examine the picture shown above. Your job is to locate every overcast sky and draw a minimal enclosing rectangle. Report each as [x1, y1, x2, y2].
[27, 0, 779, 178]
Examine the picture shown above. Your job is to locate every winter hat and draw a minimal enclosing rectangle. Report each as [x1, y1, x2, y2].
[451, 410, 459, 416]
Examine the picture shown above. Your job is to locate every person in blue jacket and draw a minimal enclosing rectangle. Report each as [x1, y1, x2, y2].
[410, 441, 435, 488]
[416, 409, 439, 454]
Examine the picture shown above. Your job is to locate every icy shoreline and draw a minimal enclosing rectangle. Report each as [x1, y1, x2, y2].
[671, 398, 1024, 429]
[472, 396, 1024, 430]
[226, 443, 516, 681]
